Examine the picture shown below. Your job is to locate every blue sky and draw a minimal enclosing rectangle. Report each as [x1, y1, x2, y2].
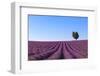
[28, 15, 88, 41]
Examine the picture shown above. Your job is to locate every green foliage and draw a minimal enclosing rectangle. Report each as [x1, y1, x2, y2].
[72, 32, 79, 40]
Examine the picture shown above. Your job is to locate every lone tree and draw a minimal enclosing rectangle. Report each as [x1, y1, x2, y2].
[72, 32, 79, 40]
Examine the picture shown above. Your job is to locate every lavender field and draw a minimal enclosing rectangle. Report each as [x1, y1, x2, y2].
[28, 40, 88, 60]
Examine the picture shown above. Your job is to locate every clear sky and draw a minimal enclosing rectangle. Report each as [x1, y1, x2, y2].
[28, 15, 88, 41]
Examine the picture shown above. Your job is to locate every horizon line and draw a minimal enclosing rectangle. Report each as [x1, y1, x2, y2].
[28, 39, 88, 42]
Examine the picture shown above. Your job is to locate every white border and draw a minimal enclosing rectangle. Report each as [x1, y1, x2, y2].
[11, 2, 97, 74]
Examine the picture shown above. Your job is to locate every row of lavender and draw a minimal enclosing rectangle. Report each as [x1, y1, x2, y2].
[28, 40, 88, 60]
